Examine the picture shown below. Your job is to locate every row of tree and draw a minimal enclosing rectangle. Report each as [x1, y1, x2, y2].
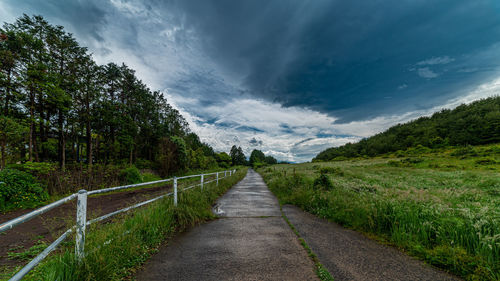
[0, 15, 230, 175]
[314, 96, 500, 161]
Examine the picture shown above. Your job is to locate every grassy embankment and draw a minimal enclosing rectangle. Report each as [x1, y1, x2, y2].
[2, 167, 247, 281]
[258, 144, 500, 280]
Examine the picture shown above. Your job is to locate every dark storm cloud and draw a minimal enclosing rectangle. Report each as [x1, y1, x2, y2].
[165, 0, 500, 122]
[3, 0, 109, 42]
[8, 0, 500, 123]
[248, 137, 263, 147]
[5, 0, 500, 161]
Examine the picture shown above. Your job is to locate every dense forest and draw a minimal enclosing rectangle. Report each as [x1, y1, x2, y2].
[314, 96, 500, 161]
[0, 15, 242, 178]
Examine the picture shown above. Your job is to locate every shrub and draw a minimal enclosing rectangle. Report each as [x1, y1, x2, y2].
[451, 146, 478, 157]
[475, 158, 497, 165]
[319, 167, 344, 176]
[119, 166, 142, 184]
[0, 168, 49, 211]
[134, 159, 154, 170]
[253, 162, 265, 169]
[313, 174, 334, 190]
[141, 172, 161, 182]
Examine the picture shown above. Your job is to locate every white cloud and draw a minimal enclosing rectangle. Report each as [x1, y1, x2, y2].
[416, 56, 455, 66]
[417, 67, 439, 78]
[397, 84, 408, 90]
[162, 93, 362, 162]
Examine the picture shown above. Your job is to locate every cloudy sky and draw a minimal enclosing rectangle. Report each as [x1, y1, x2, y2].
[2, 0, 500, 162]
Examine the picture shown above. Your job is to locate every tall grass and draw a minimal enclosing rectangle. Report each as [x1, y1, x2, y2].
[259, 150, 500, 280]
[16, 168, 247, 281]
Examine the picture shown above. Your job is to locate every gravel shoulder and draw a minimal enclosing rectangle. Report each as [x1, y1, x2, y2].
[282, 204, 462, 281]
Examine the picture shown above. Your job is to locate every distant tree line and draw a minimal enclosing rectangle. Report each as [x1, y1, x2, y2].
[249, 149, 277, 167]
[0, 15, 238, 175]
[314, 96, 500, 161]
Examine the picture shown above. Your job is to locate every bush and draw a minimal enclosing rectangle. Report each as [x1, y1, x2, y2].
[475, 158, 497, 165]
[451, 146, 478, 157]
[319, 167, 344, 176]
[119, 166, 142, 184]
[253, 162, 265, 169]
[134, 159, 154, 170]
[0, 168, 49, 211]
[313, 174, 334, 190]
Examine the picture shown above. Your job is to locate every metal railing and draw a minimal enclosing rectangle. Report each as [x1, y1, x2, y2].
[0, 169, 237, 281]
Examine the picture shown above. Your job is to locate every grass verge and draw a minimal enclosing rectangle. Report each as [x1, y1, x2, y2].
[257, 153, 500, 281]
[281, 207, 334, 281]
[5, 168, 247, 281]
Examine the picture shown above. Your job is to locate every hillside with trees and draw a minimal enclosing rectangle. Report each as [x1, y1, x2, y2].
[314, 96, 500, 161]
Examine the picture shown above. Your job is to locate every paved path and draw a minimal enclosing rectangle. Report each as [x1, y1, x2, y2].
[136, 169, 318, 281]
[283, 205, 461, 281]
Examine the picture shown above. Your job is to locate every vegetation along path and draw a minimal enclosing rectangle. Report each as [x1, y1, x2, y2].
[0, 183, 173, 268]
[136, 169, 318, 280]
[283, 205, 460, 281]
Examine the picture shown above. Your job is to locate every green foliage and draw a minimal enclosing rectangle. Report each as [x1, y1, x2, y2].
[21, 168, 248, 281]
[134, 159, 154, 170]
[0, 168, 49, 211]
[8, 239, 47, 261]
[474, 158, 497, 165]
[249, 149, 278, 167]
[230, 145, 246, 166]
[0, 115, 27, 169]
[141, 172, 161, 182]
[318, 167, 344, 176]
[314, 96, 500, 161]
[249, 149, 266, 165]
[215, 152, 231, 168]
[1, 15, 216, 175]
[8, 161, 57, 176]
[119, 166, 142, 184]
[258, 150, 500, 280]
[313, 174, 334, 190]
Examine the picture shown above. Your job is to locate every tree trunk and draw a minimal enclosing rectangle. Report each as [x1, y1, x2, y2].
[33, 129, 39, 162]
[39, 99, 45, 161]
[29, 89, 34, 162]
[0, 139, 5, 170]
[86, 120, 92, 170]
[129, 146, 133, 165]
[4, 69, 11, 115]
[58, 109, 65, 170]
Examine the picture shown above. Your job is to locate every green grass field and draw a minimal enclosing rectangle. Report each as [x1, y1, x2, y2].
[258, 144, 500, 281]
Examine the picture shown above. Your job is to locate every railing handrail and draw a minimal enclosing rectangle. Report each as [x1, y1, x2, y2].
[0, 169, 230, 233]
[4, 168, 237, 281]
[0, 194, 78, 233]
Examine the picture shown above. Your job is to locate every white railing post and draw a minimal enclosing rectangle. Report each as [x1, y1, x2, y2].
[216, 172, 219, 186]
[75, 190, 87, 261]
[201, 174, 204, 190]
[224, 170, 227, 177]
[229, 170, 232, 176]
[173, 177, 178, 206]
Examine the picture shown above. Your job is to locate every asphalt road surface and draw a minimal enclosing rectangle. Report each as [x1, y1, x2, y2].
[136, 169, 318, 281]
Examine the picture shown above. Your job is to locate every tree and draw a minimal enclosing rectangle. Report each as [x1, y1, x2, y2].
[0, 15, 220, 173]
[249, 149, 265, 165]
[0, 116, 26, 169]
[215, 152, 231, 168]
[230, 145, 246, 166]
